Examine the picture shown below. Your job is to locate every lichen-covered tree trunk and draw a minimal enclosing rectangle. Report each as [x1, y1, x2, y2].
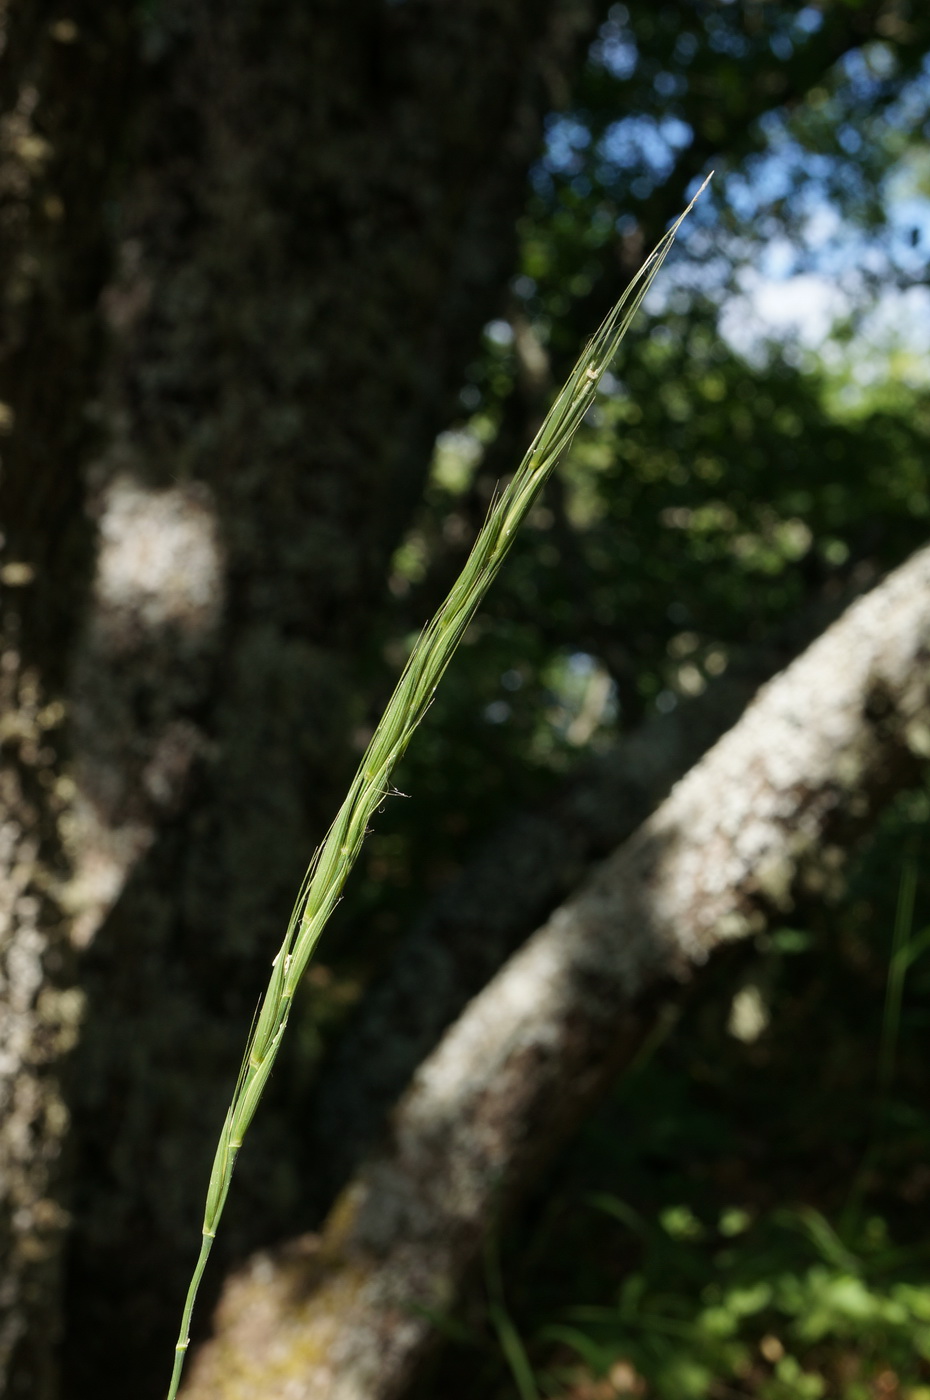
[182, 543, 930, 1400]
[0, 3, 596, 1396]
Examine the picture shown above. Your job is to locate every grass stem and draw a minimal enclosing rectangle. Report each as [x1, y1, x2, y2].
[164, 176, 710, 1400]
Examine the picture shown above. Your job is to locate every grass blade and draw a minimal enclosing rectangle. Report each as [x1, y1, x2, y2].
[165, 175, 710, 1399]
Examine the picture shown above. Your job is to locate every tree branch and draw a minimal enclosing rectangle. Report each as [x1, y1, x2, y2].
[303, 568, 872, 1209]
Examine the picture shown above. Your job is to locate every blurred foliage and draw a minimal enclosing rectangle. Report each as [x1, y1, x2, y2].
[428, 785, 930, 1400]
[323, 2, 930, 960]
[311, 4, 930, 1394]
[344, 326, 930, 958]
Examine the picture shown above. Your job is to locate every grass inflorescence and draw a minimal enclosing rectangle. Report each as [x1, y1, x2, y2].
[165, 178, 711, 1400]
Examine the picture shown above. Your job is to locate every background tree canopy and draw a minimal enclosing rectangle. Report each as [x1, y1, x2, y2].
[1, 2, 929, 1398]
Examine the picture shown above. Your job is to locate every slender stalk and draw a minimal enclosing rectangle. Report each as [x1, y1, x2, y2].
[843, 832, 923, 1234]
[485, 1219, 540, 1400]
[878, 842, 918, 1097]
[165, 176, 710, 1400]
[167, 1235, 213, 1400]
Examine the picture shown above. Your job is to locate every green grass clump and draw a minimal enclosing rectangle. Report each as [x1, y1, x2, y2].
[164, 182, 712, 1400]
[539, 1201, 930, 1400]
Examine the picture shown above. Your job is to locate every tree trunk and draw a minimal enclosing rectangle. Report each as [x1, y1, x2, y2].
[182, 542, 930, 1400]
[0, 4, 596, 1396]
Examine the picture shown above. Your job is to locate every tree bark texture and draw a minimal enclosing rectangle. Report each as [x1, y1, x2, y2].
[0, 3, 597, 1395]
[183, 543, 930, 1400]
